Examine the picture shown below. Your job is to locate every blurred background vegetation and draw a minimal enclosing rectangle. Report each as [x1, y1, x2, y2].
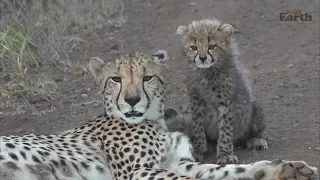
[0, 0, 125, 99]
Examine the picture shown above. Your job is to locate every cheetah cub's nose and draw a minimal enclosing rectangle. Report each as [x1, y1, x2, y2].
[199, 56, 207, 62]
[125, 94, 141, 107]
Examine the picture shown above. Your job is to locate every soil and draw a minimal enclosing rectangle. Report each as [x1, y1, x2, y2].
[1, 0, 319, 169]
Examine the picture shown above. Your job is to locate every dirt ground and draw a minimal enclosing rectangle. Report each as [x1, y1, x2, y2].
[1, 0, 319, 169]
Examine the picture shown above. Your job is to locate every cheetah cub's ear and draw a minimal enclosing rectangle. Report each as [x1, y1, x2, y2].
[88, 57, 105, 80]
[151, 50, 169, 62]
[219, 24, 234, 36]
[176, 25, 187, 35]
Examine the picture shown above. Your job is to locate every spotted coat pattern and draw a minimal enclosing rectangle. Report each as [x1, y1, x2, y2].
[0, 52, 317, 180]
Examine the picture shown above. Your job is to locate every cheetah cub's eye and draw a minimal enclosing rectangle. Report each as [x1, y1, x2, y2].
[111, 77, 121, 82]
[208, 44, 217, 50]
[143, 76, 153, 82]
[189, 45, 197, 51]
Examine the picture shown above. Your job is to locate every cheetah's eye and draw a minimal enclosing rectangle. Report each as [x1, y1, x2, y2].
[189, 45, 197, 51]
[111, 77, 121, 82]
[143, 76, 153, 82]
[208, 44, 217, 50]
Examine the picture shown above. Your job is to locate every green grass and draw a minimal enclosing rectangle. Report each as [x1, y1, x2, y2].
[0, 23, 45, 98]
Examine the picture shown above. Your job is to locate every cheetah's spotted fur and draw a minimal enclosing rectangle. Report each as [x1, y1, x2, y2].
[0, 51, 318, 180]
[176, 18, 268, 165]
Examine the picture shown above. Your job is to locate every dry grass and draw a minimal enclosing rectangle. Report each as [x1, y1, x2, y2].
[0, 0, 125, 99]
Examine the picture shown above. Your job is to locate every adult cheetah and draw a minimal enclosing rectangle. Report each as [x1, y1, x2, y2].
[0, 51, 318, 180]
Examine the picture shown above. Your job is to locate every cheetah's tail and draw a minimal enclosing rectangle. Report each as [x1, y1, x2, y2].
[250, 100, 266, 138]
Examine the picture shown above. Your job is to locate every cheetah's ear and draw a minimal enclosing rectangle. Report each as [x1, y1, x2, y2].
[176, 25, 188, 35]
[151, 50, 169, 62]
[219, 24, 234, 36]
[88, 57, 105, 80]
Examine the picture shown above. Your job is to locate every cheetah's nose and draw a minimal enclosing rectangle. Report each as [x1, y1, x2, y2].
[124, 95, 141, 107]
[199, 56, 207, 62]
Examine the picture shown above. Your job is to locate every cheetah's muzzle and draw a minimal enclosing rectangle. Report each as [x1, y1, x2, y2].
[124, 110, 144, 118]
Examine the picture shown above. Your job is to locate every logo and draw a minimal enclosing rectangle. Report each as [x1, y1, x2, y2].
[279, 9, 312, 21]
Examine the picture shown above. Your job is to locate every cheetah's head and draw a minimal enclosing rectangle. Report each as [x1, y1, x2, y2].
[89, 50, 169, 124]
[176, 18, 235, 69]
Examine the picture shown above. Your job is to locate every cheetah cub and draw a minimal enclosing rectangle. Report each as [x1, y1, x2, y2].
[176, 18, 268, 165]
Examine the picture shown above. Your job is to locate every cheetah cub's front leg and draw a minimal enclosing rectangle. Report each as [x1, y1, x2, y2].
[216, 107, 238, 165]
[189, 94, 208, 161]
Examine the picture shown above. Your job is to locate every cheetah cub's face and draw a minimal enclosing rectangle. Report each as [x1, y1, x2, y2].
[89, 51, 168, 124]
[176, 19, 234, 69]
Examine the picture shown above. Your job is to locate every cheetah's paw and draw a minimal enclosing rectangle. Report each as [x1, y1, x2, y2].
[216, 154, 238, 165]
[246, 138, 268, 150]
[275, 160, 319, 180]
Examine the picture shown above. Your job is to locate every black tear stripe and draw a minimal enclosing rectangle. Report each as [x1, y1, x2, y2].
[115, 79, 122, 111]
[208, 50, 214, 63]
[142, 79, 150, 110]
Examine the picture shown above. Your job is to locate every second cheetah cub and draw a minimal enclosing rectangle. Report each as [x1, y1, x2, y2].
[176, 18, 268, 165]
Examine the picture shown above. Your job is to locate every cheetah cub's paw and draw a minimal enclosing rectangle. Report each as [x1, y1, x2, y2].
[247, 138, 268, 150]
[217, 154, 238, 165]
[275, 160, 319, 180]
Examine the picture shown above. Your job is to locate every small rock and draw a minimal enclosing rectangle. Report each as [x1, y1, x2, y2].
[287, 64, 295, 68]
[87, 88, 91, 92]
[0, 112, 3, 115]
[81, 94, 88, 98]
[110, 44, 119, 50]
[189, 2, 198, 6]
[53, 76, 63, 82]
[315, 147, 320, 151]
[92, 101, 101, 108]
